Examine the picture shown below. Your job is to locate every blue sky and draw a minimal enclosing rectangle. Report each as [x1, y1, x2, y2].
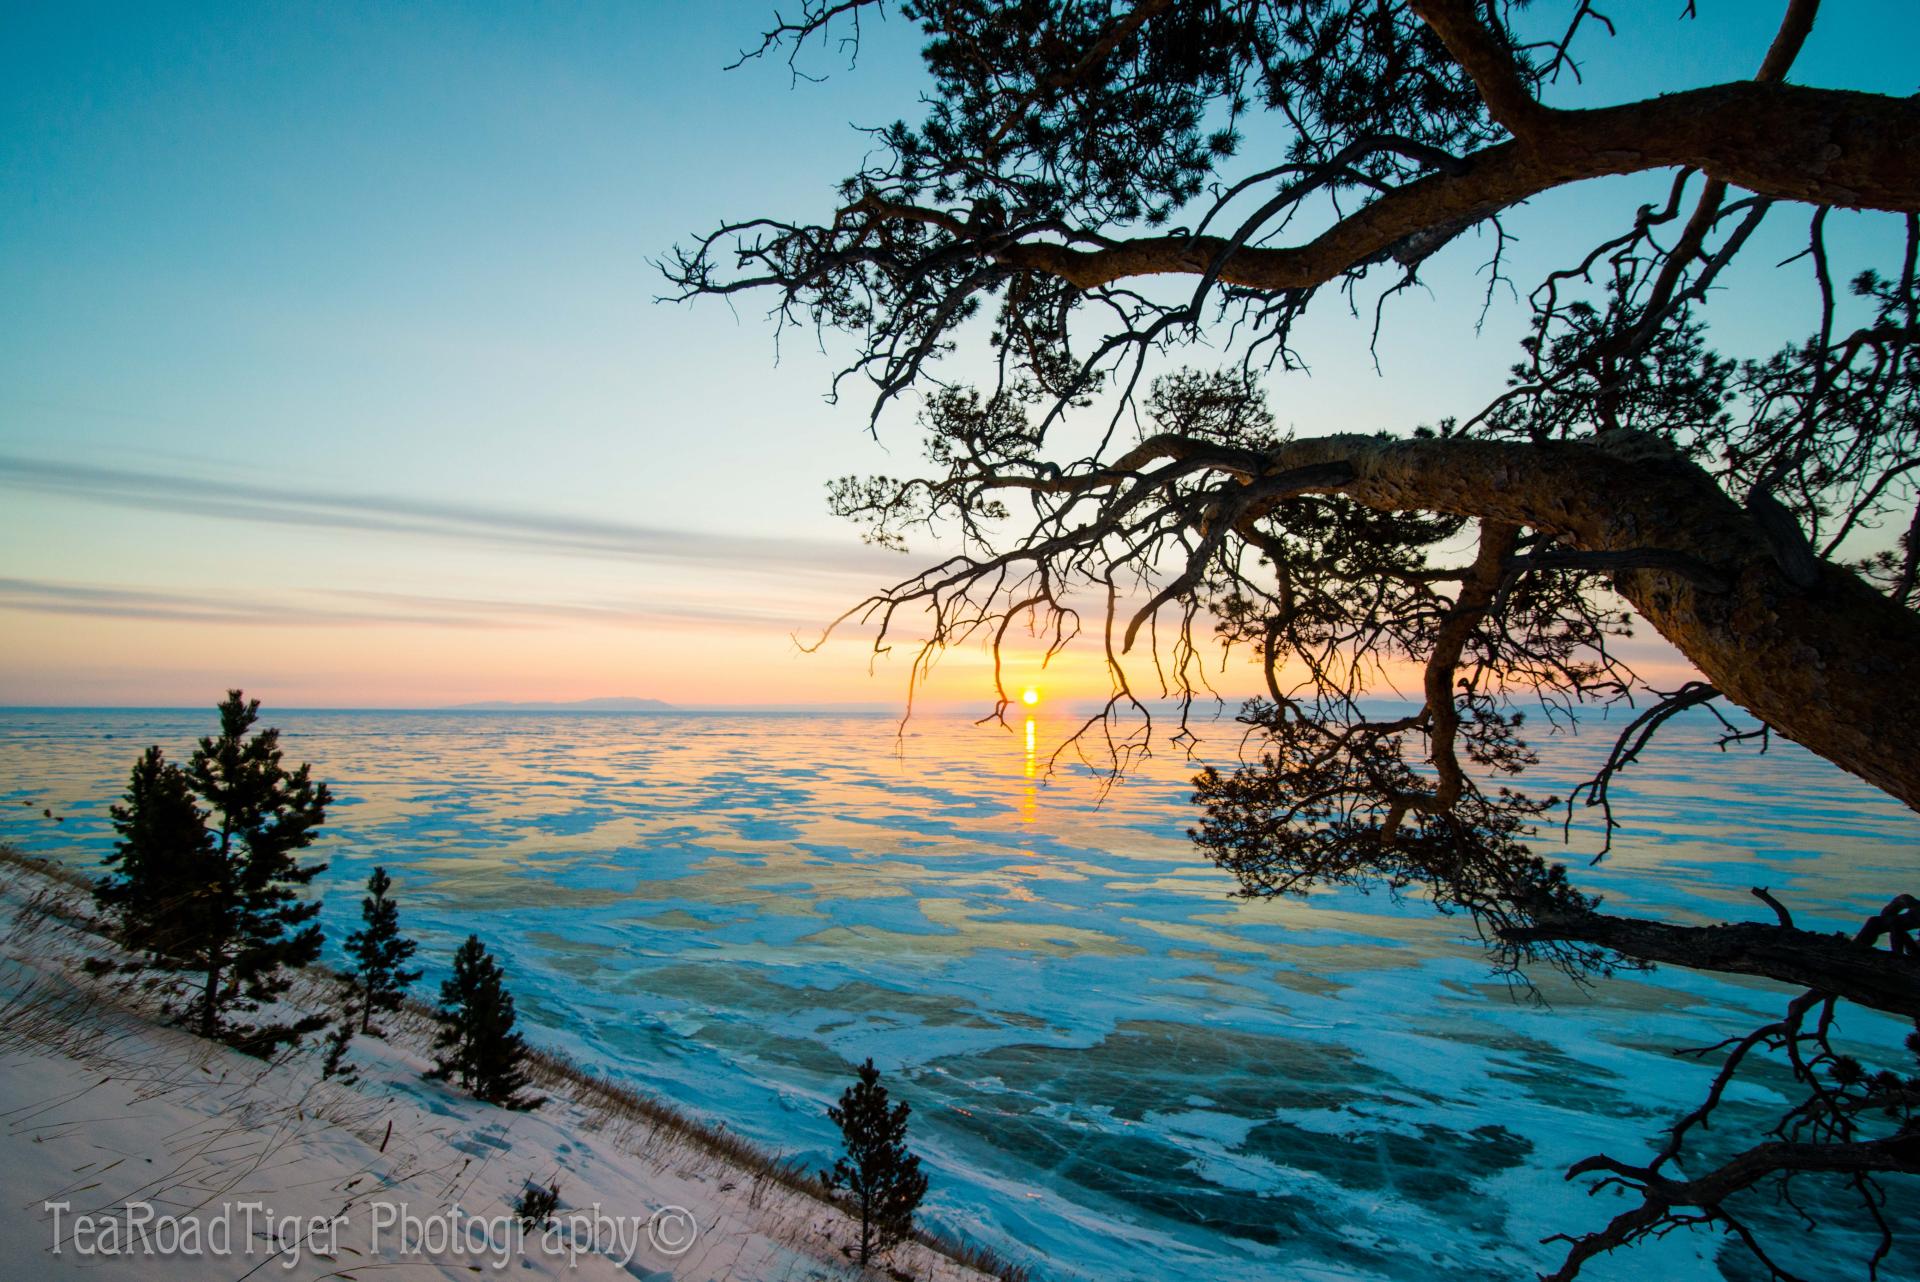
[1, 1, 1914, 705]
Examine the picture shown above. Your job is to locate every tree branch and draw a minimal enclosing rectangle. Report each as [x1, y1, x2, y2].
[1407, 0, 1548, 138]
[934, 83, 1919, 293]
[1501, 910, 1920, 1018]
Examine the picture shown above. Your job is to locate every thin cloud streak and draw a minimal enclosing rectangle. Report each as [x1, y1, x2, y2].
[0, 454, 905, 576]
[0, 576, 819, 632]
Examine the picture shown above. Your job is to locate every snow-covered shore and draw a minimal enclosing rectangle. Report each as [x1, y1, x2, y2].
[0, 848, 1018, 1282]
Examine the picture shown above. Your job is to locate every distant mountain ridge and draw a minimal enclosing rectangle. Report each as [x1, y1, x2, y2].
[446, 696, 675, 711]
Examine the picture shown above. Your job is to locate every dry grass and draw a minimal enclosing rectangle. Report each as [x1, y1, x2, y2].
[0, 843, 97, 893]
[516, 1048, 1031, 1281]
[369, 979, 1033, 1280]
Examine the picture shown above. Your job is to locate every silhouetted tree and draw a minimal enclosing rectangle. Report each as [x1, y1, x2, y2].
[426, 935, 540, 1110]
[822, 1058, 928, 1266]
[99, 692, 331, 1056]
[180, 690, 331, 1054]
[98, 746, 216, 961]
[343, 866, 421, 1034]
[673, 3, 1920, 1273]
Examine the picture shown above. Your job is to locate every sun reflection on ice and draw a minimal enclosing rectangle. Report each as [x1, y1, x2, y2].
[1019, 716, 1039, 827]
[1010, 715, 1043, 899]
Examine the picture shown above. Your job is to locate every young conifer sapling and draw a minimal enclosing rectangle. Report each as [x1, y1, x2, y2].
[822, 1057, 928, 1266]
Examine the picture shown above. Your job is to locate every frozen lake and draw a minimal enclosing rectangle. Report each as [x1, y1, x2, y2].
[2, 706, 1915, 1281]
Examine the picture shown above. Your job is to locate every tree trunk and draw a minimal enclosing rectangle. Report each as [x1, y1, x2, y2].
[1170, 430, 1920, 813]
[1502, 912, 1920, 1018]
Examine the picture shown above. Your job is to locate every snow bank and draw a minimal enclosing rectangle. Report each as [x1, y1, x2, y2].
[0, 849, 1016, 1282]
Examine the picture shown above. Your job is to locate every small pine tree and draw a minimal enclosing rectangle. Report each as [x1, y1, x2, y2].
[321, 1012, 358, 1082]
[98, 745, 217, 961]
[822, 1058, 928, 1266]
[425, 935, 541, 1110]
[343, 866, 422, 1034]
[512, 1177, 562, 1229]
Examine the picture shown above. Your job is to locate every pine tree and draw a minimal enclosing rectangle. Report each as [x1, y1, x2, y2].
[98, 745, 217, 961]
[822, 1058, 928, 1266]
[99, 691, 332, 1056]
[343, 866, 421, 1034]
[320, 1011, 358, 1083]
[187, 690, 331, 1051]
[425, 935, 540, 1110]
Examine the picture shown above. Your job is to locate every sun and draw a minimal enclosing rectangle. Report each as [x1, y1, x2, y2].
[1021, 687, 1040, 706]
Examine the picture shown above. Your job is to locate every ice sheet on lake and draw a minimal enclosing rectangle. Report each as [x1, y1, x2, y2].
[3, 707, 1916, 1281]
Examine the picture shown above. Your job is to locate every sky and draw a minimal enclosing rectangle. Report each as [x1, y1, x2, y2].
[1, 1, 1914, 709]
